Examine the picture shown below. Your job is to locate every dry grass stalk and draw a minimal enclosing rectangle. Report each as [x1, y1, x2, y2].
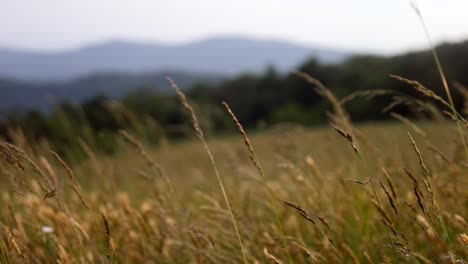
[38, 157, 57, 187]
[0, 143, 24, 171]
[340, 89, 393, 105]
[167, 78, 204, 139]
[293, 71, 351, 131]
[421, 101, 445, 122]
[4, 227, 21, 258]
[316, 215, 331, 233]
[2, 143, 53, 193]
[442, 110, 461, 123]
[371, 199, 393, 228]
[281, 200, 337, 257]
[404, 168, 426, 216]
[329, 123, 360, 157]
[263, 248, 284, 264]
[49, 150, 89, 208]
[345, 178, 369, 185]
[290, 241, 323, 263]
[57, 243, 69, 262]
[222, 102, 263, 176]
[390, 112, 427, 138]
[415, 214, 437, 240]
[222, 101, 292, 263]
[392, 240, 415, 260]
[408, 134, 456, 257]
[3, 143, 39, 173]
[119, 130, 173, 193]
[390, 75, 451, 108]
[426, 144, 455, 166]
[381, 168, 397, 201]
[341, 243, 359, 264]
[188, 226, 215, 249]
[282, 200, 316, 226]
[409, 0, 468, 161]
[407, 133, 441, 219]
[101, 213, 116, 260]
[379, 177, 399, 217]
[407, 133, 430, 177]
[413, 253, 434, 264]
[363, 251, 374, 264]
[119, 130, 163, 174]
[7, 204, 18, 230]
[167, 77, 247, 264]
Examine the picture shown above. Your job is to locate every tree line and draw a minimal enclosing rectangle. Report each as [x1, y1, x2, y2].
[1, 40, 467, 160]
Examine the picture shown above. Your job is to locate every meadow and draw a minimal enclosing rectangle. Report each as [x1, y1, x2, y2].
[0, 73, 467, 263]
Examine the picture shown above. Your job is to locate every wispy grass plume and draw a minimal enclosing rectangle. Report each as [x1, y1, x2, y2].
[409, 0, 468, 161]
[222, 101, 292, 263]
[167, 77, 248, 264]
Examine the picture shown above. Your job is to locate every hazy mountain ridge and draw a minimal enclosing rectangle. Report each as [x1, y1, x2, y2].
[0, 37, 348, 81]
[0, 71, 222, 111]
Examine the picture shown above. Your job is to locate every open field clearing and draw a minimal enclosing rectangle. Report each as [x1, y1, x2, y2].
[0, 120, 466, 263]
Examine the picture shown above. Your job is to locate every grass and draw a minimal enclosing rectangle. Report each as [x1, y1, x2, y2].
[0, 63, 467, 262]
[410, 0, 468, 162]
[0, 115, 467, 263]
[168, 77, 247, 264]
[1, 2, 467, 261]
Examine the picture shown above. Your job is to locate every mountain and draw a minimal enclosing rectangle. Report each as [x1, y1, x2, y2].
[0, 37, 347, 81]
[0, 71, 222, 112]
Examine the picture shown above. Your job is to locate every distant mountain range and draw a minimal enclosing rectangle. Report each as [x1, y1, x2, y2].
[0, 37, 348, 112]
[0, 72, 222, 112]
[0, 37, 348, 81]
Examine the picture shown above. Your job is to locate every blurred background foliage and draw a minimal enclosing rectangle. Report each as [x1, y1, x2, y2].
[1, 40, 467, 160]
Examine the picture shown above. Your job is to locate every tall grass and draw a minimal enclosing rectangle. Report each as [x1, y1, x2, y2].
[222, 101, 293, 263]
[410, 0, 468, 162]
[0, 61, 466, 263]
[167, 77, 248, 263]
[0, 116, 466, 262]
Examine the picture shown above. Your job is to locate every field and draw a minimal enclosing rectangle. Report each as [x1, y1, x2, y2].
[0, 107, 467, 263]
[2, 1, 468, 263]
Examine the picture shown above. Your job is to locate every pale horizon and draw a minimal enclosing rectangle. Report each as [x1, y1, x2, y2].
[2, 0, 468, 55]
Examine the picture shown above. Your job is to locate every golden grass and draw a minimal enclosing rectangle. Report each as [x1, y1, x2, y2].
[0, 71, 467, 263]
[410, 0, 468, 161]
[0, 119, 466, 263]
[168, 78, 247, 263]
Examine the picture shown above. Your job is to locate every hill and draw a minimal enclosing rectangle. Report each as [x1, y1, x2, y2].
[0, 71, 222, 111]
[0, 37, 347, 81]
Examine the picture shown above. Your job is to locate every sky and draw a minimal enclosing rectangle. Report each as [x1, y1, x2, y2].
[1, 0, 468, 54]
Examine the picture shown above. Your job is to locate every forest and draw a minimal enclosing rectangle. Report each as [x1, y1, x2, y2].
[1, 40, 467, 159]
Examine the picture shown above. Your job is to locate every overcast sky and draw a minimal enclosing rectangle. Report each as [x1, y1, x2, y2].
[1, 0, 467, 54]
